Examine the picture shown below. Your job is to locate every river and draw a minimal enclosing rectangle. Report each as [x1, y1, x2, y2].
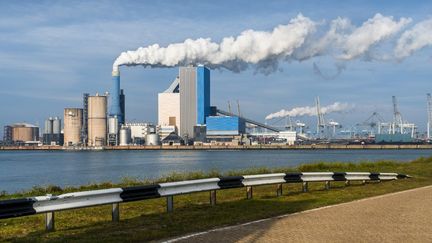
[1, 149, 431, 193]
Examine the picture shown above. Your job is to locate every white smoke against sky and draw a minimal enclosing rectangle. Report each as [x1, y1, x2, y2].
[113, 13, 431, 73]
[265, 102, 353, 120]
[395, 18, 432, 59]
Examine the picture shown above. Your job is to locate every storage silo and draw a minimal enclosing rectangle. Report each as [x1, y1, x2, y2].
[145, 134, 160, 146]
[12, 123, 39, 142]
[63, 108, 83, 146]
[88, 94, 107, 146]
[53, 117, 61, 134]
[44, 117, 53, 134]
[119, 127, 131, 146]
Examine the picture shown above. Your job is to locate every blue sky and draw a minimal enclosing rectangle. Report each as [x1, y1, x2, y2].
[1, 0, 432, 136]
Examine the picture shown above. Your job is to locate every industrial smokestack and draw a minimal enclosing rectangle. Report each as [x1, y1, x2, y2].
[110, 70, 124, 124]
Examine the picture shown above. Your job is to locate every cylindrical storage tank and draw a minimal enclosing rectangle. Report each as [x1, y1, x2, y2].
[145, 134, 160, 146]
[119, 127, 131, 146]
[12, 124, 39, 142]
[63, 108, 83, 146]
[44, 118, 53, 134]
[88, 95, 107, 146]
[108, 116, 119, 135]
[53, 117, 61, 134]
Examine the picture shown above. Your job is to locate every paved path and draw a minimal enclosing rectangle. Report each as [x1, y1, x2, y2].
[169, 186, 432, 243]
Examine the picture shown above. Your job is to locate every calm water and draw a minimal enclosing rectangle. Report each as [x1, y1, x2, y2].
[1, 149, 431, 193]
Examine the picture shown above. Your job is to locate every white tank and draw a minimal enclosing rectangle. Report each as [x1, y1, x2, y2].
[88, 95, 107, 146]
[53, 117, 61, 134]
[119, 127, 131, 146]
[44, 118, 53, 134]
[63, 108, 83, 146]
[108, 116, 119, 135]
[145, 134, 160, 146]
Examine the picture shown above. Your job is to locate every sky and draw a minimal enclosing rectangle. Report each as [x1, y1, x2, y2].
[1, 0, 432, 136]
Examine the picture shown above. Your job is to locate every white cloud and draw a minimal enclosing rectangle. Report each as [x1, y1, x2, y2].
[395, 18, 432, 59]
[339, 13, 411, 60]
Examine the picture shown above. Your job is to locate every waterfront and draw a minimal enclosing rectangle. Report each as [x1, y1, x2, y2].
[1, 149, 431, 193]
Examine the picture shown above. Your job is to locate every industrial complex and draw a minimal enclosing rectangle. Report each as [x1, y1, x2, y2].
[2, 65, 432, 149]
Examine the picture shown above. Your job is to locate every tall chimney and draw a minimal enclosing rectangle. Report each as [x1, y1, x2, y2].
[110, 70, 123, 124]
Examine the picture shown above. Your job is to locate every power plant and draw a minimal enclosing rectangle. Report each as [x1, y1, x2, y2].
[2, 64, 432, 148]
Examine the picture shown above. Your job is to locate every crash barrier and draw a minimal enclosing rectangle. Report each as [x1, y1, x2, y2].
[0, 172, 410, 231]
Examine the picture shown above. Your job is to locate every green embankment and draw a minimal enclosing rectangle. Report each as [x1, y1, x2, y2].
[1, 157, 432, 242]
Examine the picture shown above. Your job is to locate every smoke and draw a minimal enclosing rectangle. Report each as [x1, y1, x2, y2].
[265, 102, 353, 120]
[113, 13, 427, 73]
[113, 14, 316, 72]
[395, 18, 432, 59]
[339, 14, 411, 60]
[313, 62, 346, 80]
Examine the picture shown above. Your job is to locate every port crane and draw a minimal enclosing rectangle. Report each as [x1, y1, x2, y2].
[316, 96, 326, 137]
[392, 96, 404, 134]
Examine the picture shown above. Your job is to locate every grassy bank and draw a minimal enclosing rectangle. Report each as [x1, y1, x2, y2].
[1, 157, 432, 242]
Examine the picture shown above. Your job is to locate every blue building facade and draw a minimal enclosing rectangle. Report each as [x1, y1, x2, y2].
[110, 71, 124, 124]
[196, 65, 210, 125]
[206, 116, 245, 135]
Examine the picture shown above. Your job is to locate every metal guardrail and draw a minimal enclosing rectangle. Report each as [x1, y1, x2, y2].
[0, 172, 410, 231]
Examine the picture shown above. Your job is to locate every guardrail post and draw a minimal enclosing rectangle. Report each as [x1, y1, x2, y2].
[325, 181, 330, 190]
[276, 184, 283, 196]
[246, 186, 253, 199]
[302, 182, 308, 192]
[362, 180, 366, 185]
[345, 180, 350, 186]
[210, 190, 217, 206]
[112, 203, 120, 222]
[167, 196, 174, 212]
[45, 211, 54, 232]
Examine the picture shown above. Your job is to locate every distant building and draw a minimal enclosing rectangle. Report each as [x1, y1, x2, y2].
[124, 122, 156, 144]
[64, 108, 83, 146]
[87, 94, 107, 146]
[3, 125, 13, 145]
[43, 116, 63, 145]
[206, 116, 245, 136]
[179, 65, 210, 138]
[81, 93, 89, 145]
[120, 89, 125, 124]
[158, 77, 180, 133]
[5, 123, 40, 144]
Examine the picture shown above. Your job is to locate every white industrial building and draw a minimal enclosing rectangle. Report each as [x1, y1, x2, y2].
[124, 122, 156, 144]
[158, 77, 180, 133]
[278, 131, 297, 145]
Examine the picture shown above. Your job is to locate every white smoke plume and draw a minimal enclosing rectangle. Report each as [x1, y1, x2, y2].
[395, 18, 432, 59]
[113, 14, 316, 73]
[113, 13, 426, 73]
[339, 14, 411, 60]
[265, 102, 353, 120]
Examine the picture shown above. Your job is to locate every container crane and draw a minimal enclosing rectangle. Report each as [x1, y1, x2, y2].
[392, 96, 403, 134]
[316, 96, 325, 137]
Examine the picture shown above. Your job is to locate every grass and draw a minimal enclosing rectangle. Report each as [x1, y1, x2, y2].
[1, 157, 432, 242]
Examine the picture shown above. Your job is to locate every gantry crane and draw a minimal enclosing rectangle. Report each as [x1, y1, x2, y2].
[315, 96, 325, 137]
[392, 96, 403, 134]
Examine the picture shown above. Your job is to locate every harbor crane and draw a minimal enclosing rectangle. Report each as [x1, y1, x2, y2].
[315, 96, 326, 137]
[392, 96, 403, 134]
